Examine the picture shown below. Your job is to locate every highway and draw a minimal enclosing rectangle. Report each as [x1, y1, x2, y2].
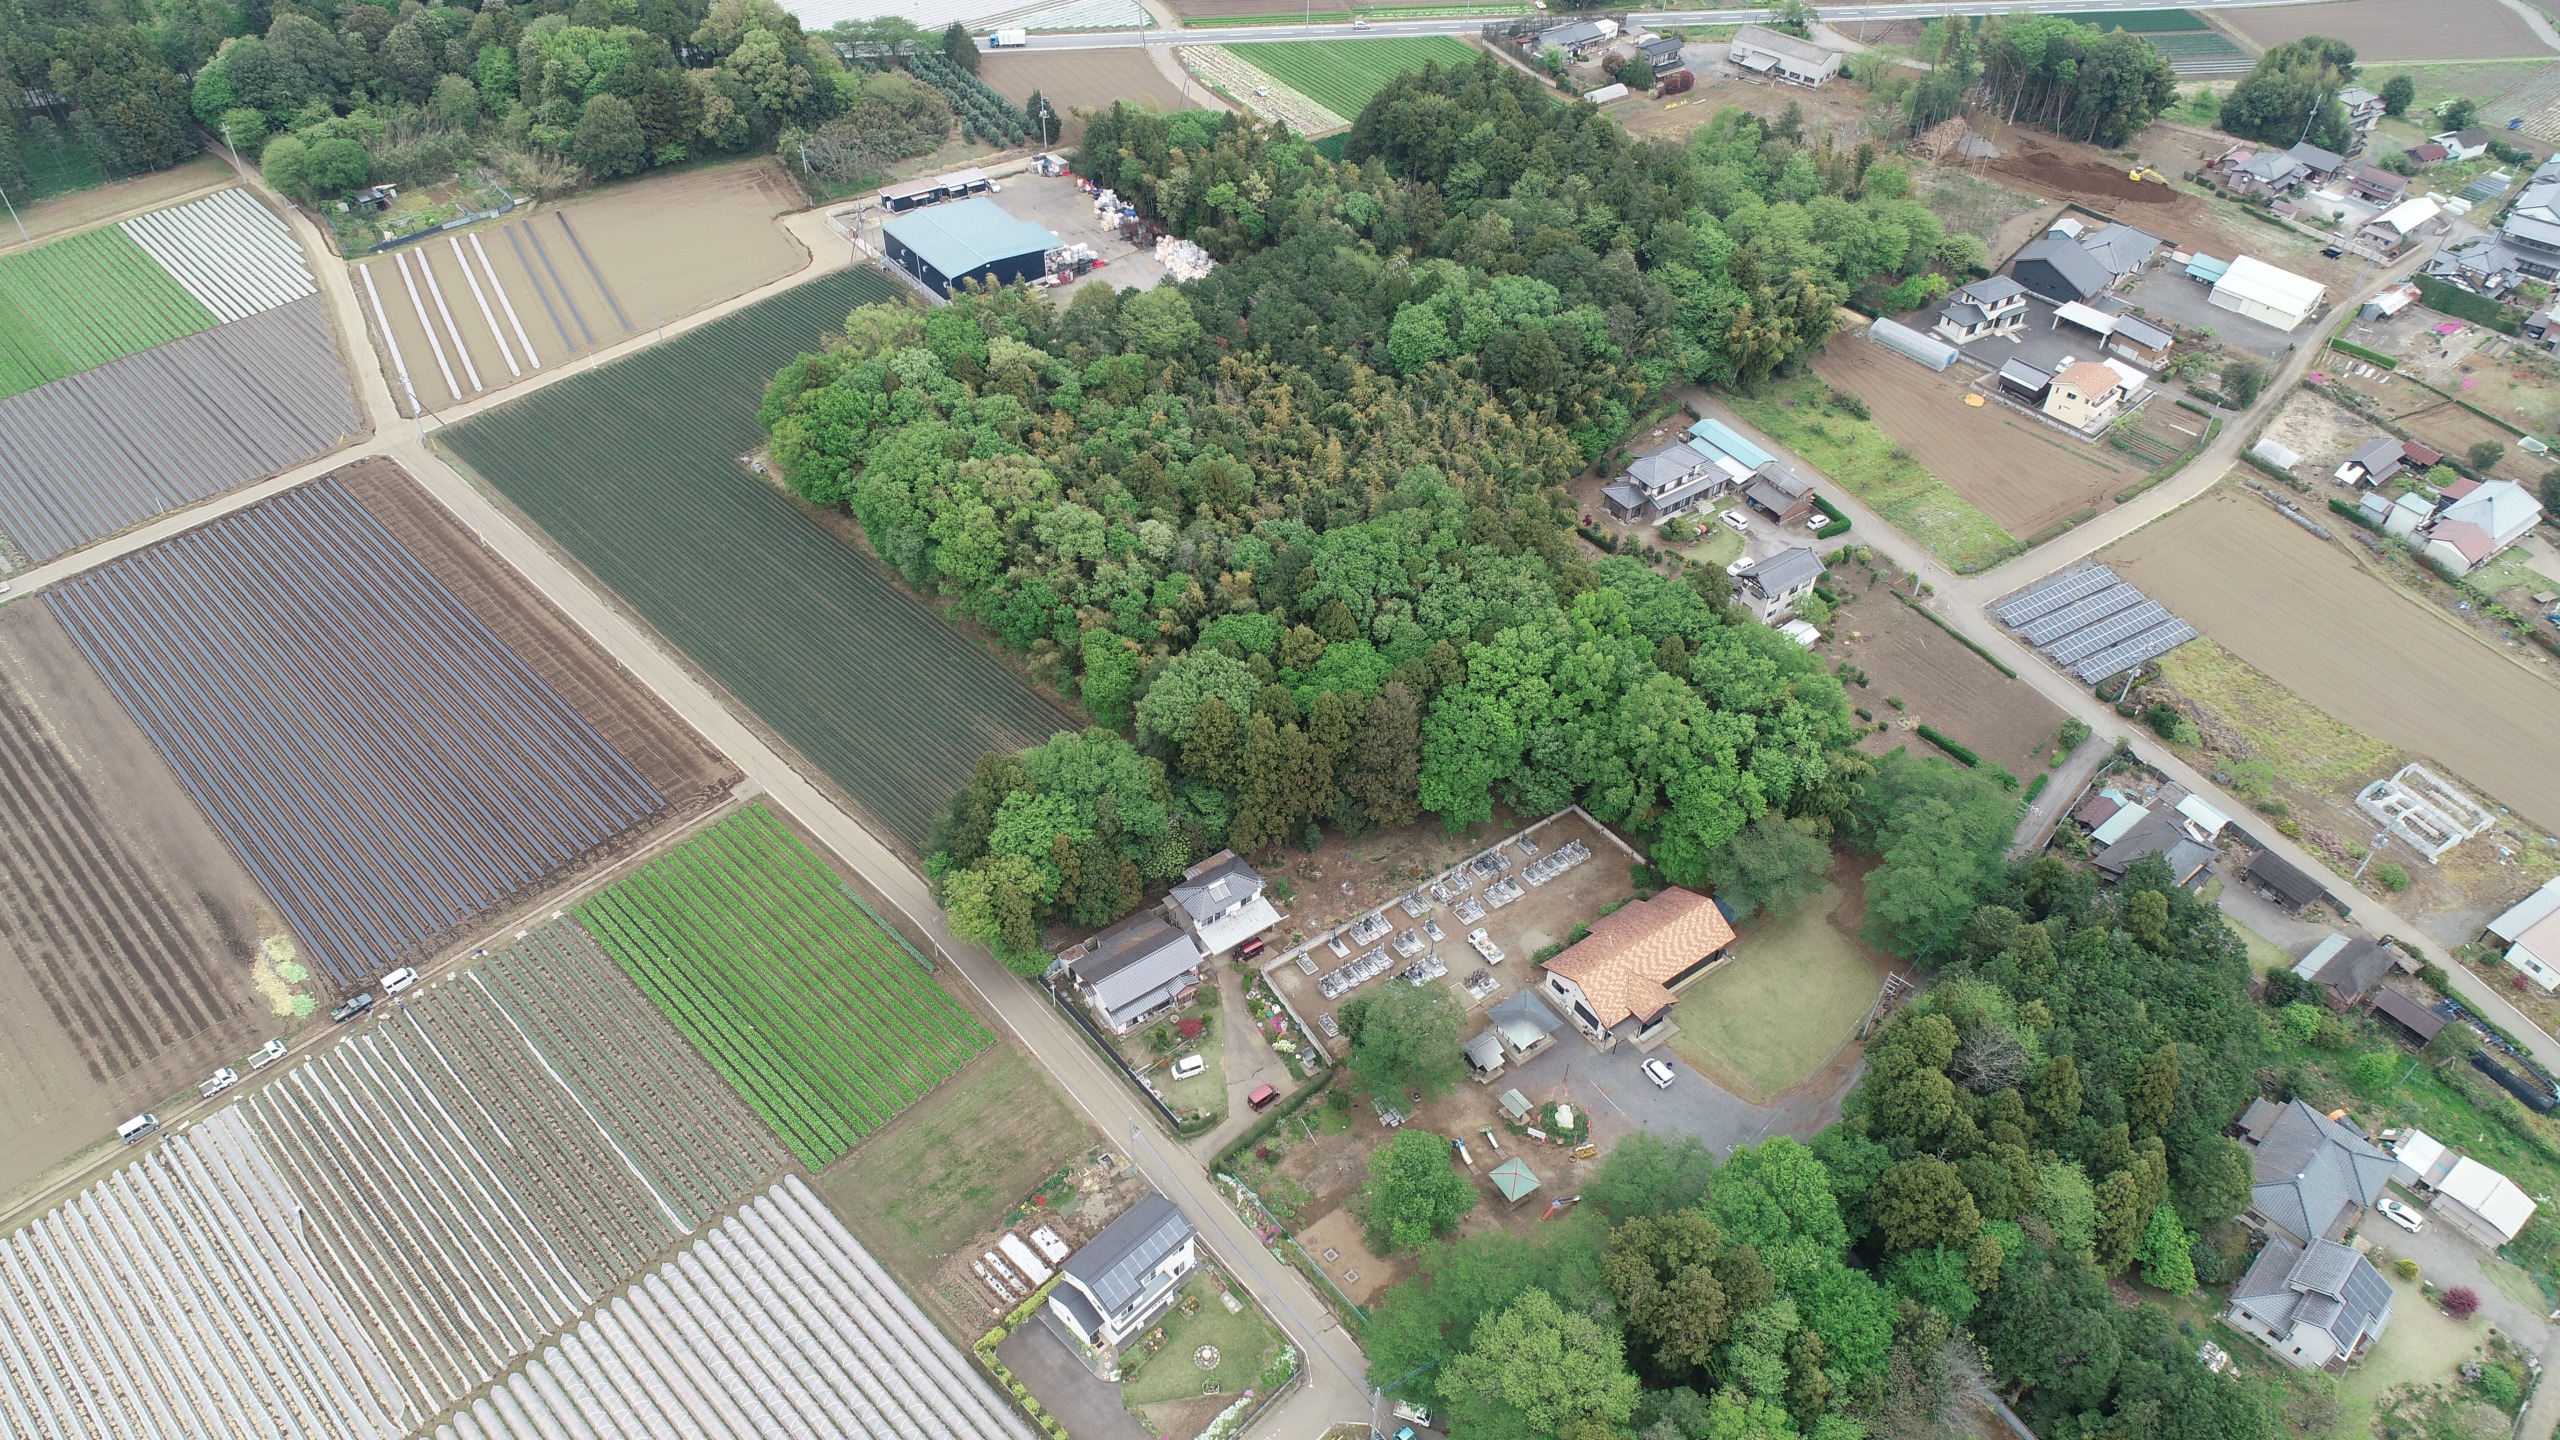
[999, 0, 2334, 48]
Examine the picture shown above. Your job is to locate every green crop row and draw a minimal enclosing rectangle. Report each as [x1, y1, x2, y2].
[1225, 36, 1482, 123]
[437, 269, 1070, 848]
[579, 804, 992, 1167]
[0, 225, 217, 399]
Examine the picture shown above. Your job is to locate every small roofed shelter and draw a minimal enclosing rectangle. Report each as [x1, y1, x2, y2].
[2370, 987, 2445, 1048]
[1539, 887, 1738, 1050]
[2210, 255, 2328, 331]
[2245, 850, 2333, 915]
[1742, 466, 1816, 525]
[1868, 316, 1958, 370]
[1726, 25, 1841, 86]
[1498, 1087, 1534, 1122]
[2387, 1128, 2448, 1189]
[1489, 1156, 1542, 1205]
[2434, 1156, 2538, 1245]
[2107, 314, 2174, 365]
[1464, 1029, 1508, 1083]
[2051, 299, 2118, 342]
[2335, 435, 2406, 486]
[882, 197, 1062, 296]
[1997, 358, 2052, 404]
[1488, 987, 1565, 1063]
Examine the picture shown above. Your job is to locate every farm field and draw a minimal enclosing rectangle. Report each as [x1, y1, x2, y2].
[816, 1044, 1095, 1292]
[0, 919, 787, 1433]
[439, 267, 1073, 848]
[2223, 0, 2555, 60]
[355, 161, 804, 417]
[2104, 488, 2560, 833]
[1822, 556, 2070, 772]
[1225, 36, 1479, 123]
[1667, 878, 1890, 1103]
[1813, 332, 2141, 539]
[1710, 379, 2021, 573]
[46, 479, 665, 985]
[6, 152, 231, 246]
[0, 224, 213, 397]
[336, 456, 740, 818]
[982, 49, 1194, 130]
[579, 804, 993, 1169]
[0, 600, 286, 1199]
[0, 295, 363, 567]
[433, 1176, 1033, 1440]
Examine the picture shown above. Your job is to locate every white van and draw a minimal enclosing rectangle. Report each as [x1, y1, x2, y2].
[1170, 1054, 1207, 1081]
[116, 1114, 159, 1145]
[380, 966, 420, 996]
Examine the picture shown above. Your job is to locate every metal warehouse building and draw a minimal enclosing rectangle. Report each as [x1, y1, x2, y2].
[882, 197, 1061, 296]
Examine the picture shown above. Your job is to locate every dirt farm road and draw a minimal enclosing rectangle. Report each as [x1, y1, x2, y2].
[1699, 242, 2560, 1080]
[1, 182, 1376, 1435]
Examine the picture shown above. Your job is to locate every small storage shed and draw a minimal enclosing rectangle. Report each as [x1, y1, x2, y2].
[1867, 316, 1958, 371]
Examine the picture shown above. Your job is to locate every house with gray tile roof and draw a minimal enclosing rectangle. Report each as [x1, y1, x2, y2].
[1068, 912, 1206, 1033]
[1049, 1193, 1199, 1353]
[2224, 1235, 2392, 1369]
[2243, 1098, 2394, 1244]
[1168, 850, 1280, 957]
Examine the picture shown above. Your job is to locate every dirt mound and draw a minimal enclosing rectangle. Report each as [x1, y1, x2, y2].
[1992, 141, 2169, 207]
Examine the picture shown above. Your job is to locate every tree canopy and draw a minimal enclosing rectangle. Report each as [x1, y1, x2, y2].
[2219, 36, 2360, 154]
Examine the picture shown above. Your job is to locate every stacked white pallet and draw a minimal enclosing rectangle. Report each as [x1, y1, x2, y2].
[0, 1108, 411, 1439]
[121, 188, 318, 322]
[431, 1176, 1035, 1440]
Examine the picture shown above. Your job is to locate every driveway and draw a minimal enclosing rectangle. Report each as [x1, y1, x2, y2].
[999, 1315, 1151, 1440]
[2366, 1215, 2560, 1436]
[1503, 1028, 1855, 1159]
[2012, 733, 2109, 856]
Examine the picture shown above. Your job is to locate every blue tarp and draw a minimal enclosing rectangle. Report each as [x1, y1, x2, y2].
[1687, 417, 1775, 470]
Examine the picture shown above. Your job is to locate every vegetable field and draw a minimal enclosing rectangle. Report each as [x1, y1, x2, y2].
[579, 805, 992, 1168]
[0, 225, 215, 398]
[1224, 36, 1480, 121]
[439, 268, 1071, 847]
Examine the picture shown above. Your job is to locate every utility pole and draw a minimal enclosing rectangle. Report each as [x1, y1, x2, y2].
[0, 183, 26, 246]
[2351, 829, 2394, 883]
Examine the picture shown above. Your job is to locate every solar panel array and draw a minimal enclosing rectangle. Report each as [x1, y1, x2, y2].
[1995, 565, 2194, 682]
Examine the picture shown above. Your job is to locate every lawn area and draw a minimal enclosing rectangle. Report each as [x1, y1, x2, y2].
[1667, 880, 1883, 1102]
[1720, 377, 2019, 573]
[1118, 1274, 1291, 1408]
[814, 1044, 1093, 1285]
[2235, 917, 2296, 976]
[577, 803, 994, 1168]
[1224, 36, 1480, 121]
[2331, 1265, 2499, 1439]
[1112, 985, 1229, 1130]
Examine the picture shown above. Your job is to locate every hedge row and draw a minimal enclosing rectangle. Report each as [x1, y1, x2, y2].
[2328, 338, 2398, 371]
[1891, 589, 2020, 679]
[2413, 274, 2522, 336]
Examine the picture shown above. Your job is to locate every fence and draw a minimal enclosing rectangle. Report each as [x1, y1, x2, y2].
[1046, 975, 1188, 1132]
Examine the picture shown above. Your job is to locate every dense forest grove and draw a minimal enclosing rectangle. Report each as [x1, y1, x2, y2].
[755, 62, 2286, 1436]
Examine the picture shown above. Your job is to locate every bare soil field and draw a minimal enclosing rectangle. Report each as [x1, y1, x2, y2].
[337, 456, 738, 816]
[2260, 387, 2381, 477]
[8, 153, 235, 248]
[1812, 334, 2142, 538]
[982, 49, 1194, 133]
[1821, 552, 2071, 772]
[0, 600, 286, 1199]
[2223, 0, 2556, 61]
[354, 160, 806, 416]
[2327, 373, 2529, 481]
[2334, 309, 2560, 446]
[2105, 488, 2560, 833]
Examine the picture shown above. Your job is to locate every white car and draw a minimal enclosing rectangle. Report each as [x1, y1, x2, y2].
[198, 1068, 238, 1099]
[1644, 1058, 1677, 1089]
[380, 966, 420, 995]
[2377, 1197, 2424, 1233]
[1720, 508, 1751, 533]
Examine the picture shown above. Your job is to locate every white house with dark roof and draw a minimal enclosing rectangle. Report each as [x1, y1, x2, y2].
[1734, 545, 1824, 622]
[1933, 275, 2031, 343]
[1048, 1193, 1198, 1354]
[2224, 1235, 2393, 1369]
[1068, 912, 1205, 1033]
[1602, 439, 1732, 522]
[2240, 1097, 2395, 1244]
[1726, 25, 1841, 86]
[1167, 850, 1279, 957]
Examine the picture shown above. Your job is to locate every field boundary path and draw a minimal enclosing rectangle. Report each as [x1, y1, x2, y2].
[0, 172, 1374, 1439]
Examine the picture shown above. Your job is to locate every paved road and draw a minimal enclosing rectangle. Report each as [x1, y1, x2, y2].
[1001, 0, 2336, 48]
[0, 185, 1377, 1434]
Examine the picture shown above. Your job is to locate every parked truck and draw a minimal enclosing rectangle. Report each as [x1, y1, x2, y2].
[987, 27, 1028, 46]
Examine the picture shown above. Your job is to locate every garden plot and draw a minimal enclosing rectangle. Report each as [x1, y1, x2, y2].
[439, 269, 1074, 848]
[358, 162, 805, 417]
[0, 920, 782, 1435]
[0, 294, 362, 566]
[0, 601, 285, 1196]
[1181, 47, 1346, 133]
[578, 804, 993, 1169]
[46, 479, 665, 986]
[1224, 36, 1480, 123]
[429, 1176, 1033, 1440]
[118, 187, 318, 323]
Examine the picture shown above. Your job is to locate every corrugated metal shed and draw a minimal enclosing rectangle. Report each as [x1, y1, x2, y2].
[1866, 316, 1958, 371]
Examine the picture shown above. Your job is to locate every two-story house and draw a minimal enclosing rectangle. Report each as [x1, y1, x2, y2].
[1601, 439, 1737, 523]
[1932, 275, 2031, 343]
[2043, 360, 2129, 432]
[1048, 1193, 1199, 1356]
[1733, 546, 1823, 623]
[1067, 912, 1206, 1033]
[2225, 1236, 2393, 1370]
[1167, 851, 1280, 958]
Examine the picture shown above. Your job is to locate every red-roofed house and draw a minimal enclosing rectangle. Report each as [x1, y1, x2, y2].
[1540, 888, 1738, 1051]
[2402, 440, 2442, 469]
[2425, 480, 2543, 573]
